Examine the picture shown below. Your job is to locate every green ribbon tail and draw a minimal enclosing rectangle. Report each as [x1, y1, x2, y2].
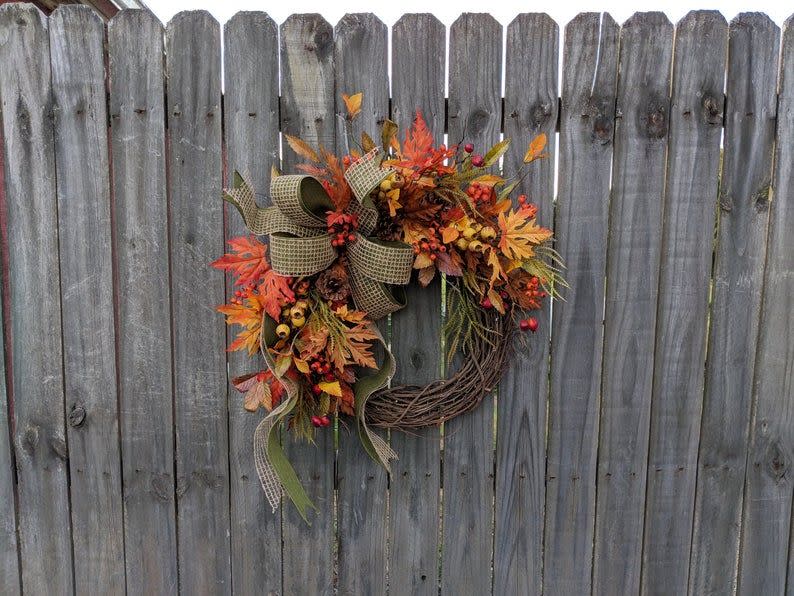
[353, 325, 398, 470]
[265, 399, 316, 523]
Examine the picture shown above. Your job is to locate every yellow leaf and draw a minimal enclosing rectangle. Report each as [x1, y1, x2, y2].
[487, 288, 506, 314]
[413, 252, 433, 269]
[386, 188, 402, 217]
[472, 174, 505, 187]
[441, 226, 459, 244]
[487, 248, 506, 289]
[293, 357, 310, 374]
[361, 131, 376, 152]
[523, 133, 547, 163]
[285, 134, 319, 162]
[498, 209, 553, 261]
[342, 92, 363, 118]
[319, 380, 343, 397]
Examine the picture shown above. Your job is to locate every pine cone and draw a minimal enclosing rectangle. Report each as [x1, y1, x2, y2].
[316, 264, 351, 302]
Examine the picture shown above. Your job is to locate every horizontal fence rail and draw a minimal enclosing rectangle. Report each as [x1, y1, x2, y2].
[0, 4, 793, 595]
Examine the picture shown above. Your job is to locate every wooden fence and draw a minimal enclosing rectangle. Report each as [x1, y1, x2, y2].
[0, 4, 792, 595]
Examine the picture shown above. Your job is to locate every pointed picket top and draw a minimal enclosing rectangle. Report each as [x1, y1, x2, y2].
[166, 9, 220, 34]
[394, 12, 443, 32]
[50, 3, 104, 28]
[563, 12, 618, 45]
[109, 6, 164, 35]
[225, 11, 277, 37]
[451, 11, 502, 35]
[336, 12, 387, 35]
[621, 11, 673, 32]
[676, 8, 727, 29]
[508, 12, 557, 33]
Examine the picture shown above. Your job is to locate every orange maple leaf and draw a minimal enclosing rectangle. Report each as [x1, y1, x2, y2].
[497, 209, 553, 261]
[218, 296, 264, 355]
[211, 236, 270, 286]
[259, 270, 295, 321]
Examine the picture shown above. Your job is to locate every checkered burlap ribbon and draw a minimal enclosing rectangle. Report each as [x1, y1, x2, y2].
[223, 149, 413, 320]
[223, 150, 409, 518]
[253, 313, 397, 520]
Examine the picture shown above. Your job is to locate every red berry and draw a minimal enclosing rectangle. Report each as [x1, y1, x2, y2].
[348, 234, 356, 242]
[324, 373, 335, 382]
[526, 317, 539, 333]
[464, 143, 474, 153]
[312, 384, 323, 396]
[471, 154, 484, 167]
[311, 416, 322, 427]
[320, 416, 331, 427]
[481, 297, 493, 309]
[519, 319, 530, 331]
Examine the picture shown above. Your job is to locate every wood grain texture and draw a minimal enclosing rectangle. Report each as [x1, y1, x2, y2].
[441, 14, 501, 595]
[0, 5, 73, 593]
[49, 6, 126, 594]
[640, 12, 727, 595]
[689, 14, 780, 595]
[736, 16, 794, 596]
[0, 219, 20, 595]
[333, 13, 390, 596]
[544, 13, 619, 595]
[279, 14, 336, 596]
[165, 11, 230, 595]
[223, 11, 282, 596]
[593, 13, 672, 596]
[388, 13, 445, 596]
[108, 10, 179, 594]
[494, 13, 558, 596]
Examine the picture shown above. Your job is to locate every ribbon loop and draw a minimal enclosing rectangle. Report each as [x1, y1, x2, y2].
[344, 148, 392, 202]
[348, 236, 414, 285]
[270, 233, 337, 277]
[271, 175, 333, 227]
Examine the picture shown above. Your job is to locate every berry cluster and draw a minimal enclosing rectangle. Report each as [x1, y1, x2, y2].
[411, 223, 447, 262]
[307, 356, 335, 427]
[517, 194, 538, 218]
[229, 278, 260, 305]
[466, 182, 495, 204]
[327, 212, 359, 248]
[522, 275, 547, 310]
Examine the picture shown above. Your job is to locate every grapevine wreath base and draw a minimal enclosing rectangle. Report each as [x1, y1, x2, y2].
[213, 92, 562, 519]
[365, 301, 512, 429]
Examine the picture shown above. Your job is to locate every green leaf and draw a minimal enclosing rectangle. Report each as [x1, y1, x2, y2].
[497, 180, 519, 200]
[361, 131, 376, 153]
[483, 139, 510, 167]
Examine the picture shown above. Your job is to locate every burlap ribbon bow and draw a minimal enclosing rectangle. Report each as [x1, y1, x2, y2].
[224, 148, 413, 319]
[223, 149, 410, 520]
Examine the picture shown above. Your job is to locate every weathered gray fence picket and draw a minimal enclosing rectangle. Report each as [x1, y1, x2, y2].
[1, 4, 793, 595]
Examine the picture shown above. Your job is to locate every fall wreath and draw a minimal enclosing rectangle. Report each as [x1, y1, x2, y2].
[212, 93, 564, 518]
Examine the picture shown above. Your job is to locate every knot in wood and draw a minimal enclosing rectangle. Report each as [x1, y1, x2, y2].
[644, 105, 667, 139]
[766, 442, 789, 482]
[701, 93, 723, 125]
[530, 102, 553, 127]
[466, 108, 491, 137]
[68, 403, 86, 428]
[151, 473, 174, 501]
[592, 115, 613, 144]
[51, 437, 68, 461]
[22, 424, 39, 454]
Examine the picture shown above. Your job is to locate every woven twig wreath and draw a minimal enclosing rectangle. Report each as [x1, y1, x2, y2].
[212, 95, 562, 518]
